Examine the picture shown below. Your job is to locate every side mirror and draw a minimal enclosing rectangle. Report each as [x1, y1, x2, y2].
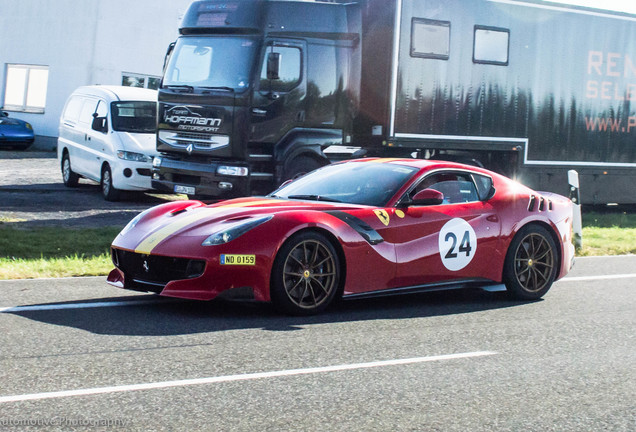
[1, 111, 8, 117]
[411, 188, 444, 206]
[91, 116, 108, 133]
[266, 52, 281, 80]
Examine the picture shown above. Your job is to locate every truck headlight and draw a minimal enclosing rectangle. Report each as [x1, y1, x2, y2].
[117, 151, 150, 163]
[217, 165, 249, 177]
[202, 216, 273, 246]
[153, 156, 162, 168]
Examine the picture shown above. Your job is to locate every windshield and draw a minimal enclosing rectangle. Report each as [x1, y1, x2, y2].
[163, 36, 258, 91]
[270, 161, 419, 207]
[111, 102, 157, 133]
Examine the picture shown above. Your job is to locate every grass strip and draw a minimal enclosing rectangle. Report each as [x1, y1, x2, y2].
[0, 211, 634, 279]
[0, 226, 121, 279]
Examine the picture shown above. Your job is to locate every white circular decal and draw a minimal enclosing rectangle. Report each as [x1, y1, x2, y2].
[438, 218, 477, 271]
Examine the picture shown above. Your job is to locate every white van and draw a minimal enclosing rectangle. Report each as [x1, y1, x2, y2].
[57, 85, 158, 201]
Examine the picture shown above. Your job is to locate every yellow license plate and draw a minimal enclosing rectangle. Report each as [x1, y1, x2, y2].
[220, 254, 255, 265]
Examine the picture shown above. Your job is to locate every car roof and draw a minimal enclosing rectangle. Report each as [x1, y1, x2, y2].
[71, 85, 157, 102]
[346, 157, 476, 171]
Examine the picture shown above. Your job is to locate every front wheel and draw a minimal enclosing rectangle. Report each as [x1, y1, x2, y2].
[270, 231, 341, 315]
[101, 164, 121, 201]
[503, 225, 558, 300]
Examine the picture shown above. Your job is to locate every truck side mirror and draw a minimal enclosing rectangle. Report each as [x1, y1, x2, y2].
[267, 52, 281, 80]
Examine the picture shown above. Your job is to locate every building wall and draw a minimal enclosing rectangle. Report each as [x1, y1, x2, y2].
[0, 0, 192, 149]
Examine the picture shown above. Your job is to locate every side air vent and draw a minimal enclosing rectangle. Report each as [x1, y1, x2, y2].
[528, 195, 536, 211]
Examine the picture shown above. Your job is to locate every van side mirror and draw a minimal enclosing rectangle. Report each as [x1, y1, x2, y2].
[409, 188, 444, 206]
[91, 116, 108, 133]
[266, 52, 281, 80]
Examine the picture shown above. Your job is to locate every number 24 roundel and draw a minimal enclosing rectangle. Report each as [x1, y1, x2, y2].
[438, 218, 477, 271]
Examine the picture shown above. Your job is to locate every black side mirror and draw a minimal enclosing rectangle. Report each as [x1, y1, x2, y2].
[267, 52, 281, 80]
[91, 116, 108, 133]
[0, 111, 8, 117]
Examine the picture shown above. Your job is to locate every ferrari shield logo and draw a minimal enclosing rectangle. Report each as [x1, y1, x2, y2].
[374, 209, 390, 226]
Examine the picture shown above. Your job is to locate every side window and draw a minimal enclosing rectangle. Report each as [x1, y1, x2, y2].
[473, 26, 510, 65]
[78, 99, 99, 125]
[472, 174, 495, 201]
[63, 96, 83, 123]
[411, 18, 450, 60]
[95, 100, 108, 118]
[260, 44, 302, 92]
[410, 172, 480, 204]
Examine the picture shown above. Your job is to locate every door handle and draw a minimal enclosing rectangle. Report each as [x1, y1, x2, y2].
[251, 108, 267, 116]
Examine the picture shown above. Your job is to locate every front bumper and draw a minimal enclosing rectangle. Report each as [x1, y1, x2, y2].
[152, 156, 249, 198]
[107, 248, 269, 302]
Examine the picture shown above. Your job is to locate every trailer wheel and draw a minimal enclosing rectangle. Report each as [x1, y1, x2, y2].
[283, 155, 324, 181]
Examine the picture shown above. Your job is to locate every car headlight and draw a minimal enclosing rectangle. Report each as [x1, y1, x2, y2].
[202, 215, 273, 246]
[117, 151, 150, 163]
[25, 123, 33, 130]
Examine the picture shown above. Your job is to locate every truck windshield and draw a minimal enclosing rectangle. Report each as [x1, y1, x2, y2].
[163, 36, 258, 91]
[111, 102, 157, 134]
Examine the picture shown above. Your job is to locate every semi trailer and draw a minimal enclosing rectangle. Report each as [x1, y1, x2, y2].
[151, 0, 636, 204]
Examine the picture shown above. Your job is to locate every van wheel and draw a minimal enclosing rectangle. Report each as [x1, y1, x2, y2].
[101, 164, 121, 201]
[61, 152, 80, 187]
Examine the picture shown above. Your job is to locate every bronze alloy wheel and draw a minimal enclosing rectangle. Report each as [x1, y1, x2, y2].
[272, 231, 340, 315]
[504, 225, 558, 300]
[513, 232, 555, 293]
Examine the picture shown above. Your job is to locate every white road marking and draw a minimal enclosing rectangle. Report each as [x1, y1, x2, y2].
[0, 351, 497, 404]
[0, 299, 170, 313]
[560, 274, 636, 282]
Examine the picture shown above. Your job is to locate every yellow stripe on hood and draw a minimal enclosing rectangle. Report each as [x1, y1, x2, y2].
[133, 199, 282, 254]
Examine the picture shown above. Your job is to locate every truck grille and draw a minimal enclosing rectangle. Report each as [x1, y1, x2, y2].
[112, 248, 206, 292]
[158, 130, 230, 151]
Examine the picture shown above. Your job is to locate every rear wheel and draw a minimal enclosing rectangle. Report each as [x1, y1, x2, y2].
[101, 164, 121, 201]
[271, 231, 340, 315]
[503, 225, 558, 300]
[61, 152, 79, 187]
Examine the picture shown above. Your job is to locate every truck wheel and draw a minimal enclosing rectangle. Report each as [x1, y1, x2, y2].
[270, 231, 341, 315]
[101, 164, 121, 201]
[503, 225, 558, 300]
[283, 156, 324, 181]
[61, 152, 80, 187]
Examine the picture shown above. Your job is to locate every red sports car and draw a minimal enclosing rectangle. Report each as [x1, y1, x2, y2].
[108, 158, 575, 315]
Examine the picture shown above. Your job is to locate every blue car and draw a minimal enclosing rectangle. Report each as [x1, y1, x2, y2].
[0, 111, 34, 150]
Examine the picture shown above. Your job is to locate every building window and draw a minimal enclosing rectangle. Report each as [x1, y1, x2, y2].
[3, 64, 49, 113]
[473, 26, 510, 65]
[411, 18, 451, 60]
[122, 73, 161, 90]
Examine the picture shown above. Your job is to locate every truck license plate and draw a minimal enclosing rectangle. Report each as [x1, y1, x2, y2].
[174, 185, 195, 195]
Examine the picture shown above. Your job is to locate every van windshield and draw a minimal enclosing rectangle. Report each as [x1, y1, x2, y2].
[163, 36, 258, 91]
[110, 101, 157, 133]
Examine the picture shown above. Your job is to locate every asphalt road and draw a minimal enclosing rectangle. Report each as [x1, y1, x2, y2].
[0, 150, 176, 228]
[0, 256, 634, 431]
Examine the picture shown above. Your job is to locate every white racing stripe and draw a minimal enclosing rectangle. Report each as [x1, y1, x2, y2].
[0, 351, 497, 404]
